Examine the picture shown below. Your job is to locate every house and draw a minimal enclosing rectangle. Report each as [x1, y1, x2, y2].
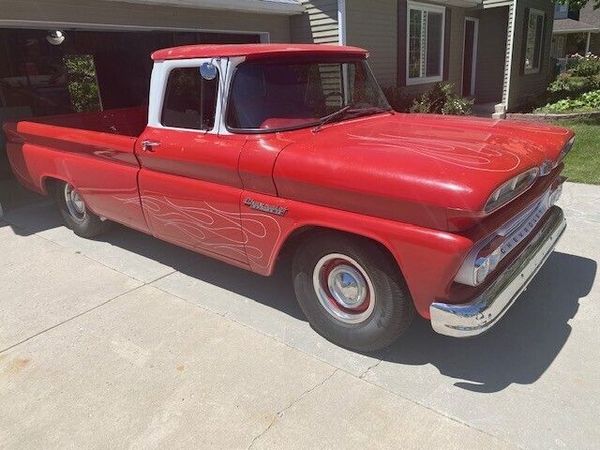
[293, 0, 555, 115]
[0, 0, 553, 169]
[551, 2, 600, 59]
[0, 0, 557, 178]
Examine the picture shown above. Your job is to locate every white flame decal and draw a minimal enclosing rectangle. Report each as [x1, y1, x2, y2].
[115, 194, 281, 270]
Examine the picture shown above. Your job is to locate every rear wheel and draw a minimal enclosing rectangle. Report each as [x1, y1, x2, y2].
[292, 232, 415, 352]
[54, 181, 110, 238]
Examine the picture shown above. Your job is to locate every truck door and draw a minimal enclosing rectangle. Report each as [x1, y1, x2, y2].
[135, 59, 248, 266]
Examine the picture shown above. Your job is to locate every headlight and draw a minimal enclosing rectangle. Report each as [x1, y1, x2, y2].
[557, 136, 575, 164]
[541, 137, 575, 176]
[456, 181, 563, 287]
[484, 168, 539, 213]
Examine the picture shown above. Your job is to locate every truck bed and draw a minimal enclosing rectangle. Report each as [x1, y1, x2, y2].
[11, 106, 147, 137]
[3, 106, 150, 232]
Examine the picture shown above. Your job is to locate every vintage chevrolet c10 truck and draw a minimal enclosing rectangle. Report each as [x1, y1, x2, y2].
[4, 44, 573, 351]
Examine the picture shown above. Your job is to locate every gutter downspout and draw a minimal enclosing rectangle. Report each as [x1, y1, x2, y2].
[338, 0, 347, 45]
[494, 0, 517, 119]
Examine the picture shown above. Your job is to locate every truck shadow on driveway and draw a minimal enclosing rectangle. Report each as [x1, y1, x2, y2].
[2, 195, 596, 394]
[376, 251, 596, 393]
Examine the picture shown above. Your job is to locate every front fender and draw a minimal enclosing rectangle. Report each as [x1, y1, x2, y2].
[240, 191, 473, 318]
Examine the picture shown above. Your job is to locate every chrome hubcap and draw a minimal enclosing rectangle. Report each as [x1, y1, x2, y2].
[313, 253, 375, 324]
[328, 265, 367, 308]
[64, 184, 86, 221]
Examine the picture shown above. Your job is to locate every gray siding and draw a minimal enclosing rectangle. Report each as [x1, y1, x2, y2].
[294, 0, 475, 93]
[345, 0, 397, 87]
[2, 0, 291, 42]
[446, 7, 468, 92]
[290, 0, 339, 44]
[508, 0, 555, 111]
[475, 6, 508, 103]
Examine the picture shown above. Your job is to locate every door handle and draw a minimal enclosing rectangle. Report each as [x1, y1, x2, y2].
[141, 140, 160, 152]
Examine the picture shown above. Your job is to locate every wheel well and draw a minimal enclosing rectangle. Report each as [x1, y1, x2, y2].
[42, 176, 66, 195]
[275, 226, 401, 276]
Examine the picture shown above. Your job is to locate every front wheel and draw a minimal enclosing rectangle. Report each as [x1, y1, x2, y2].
[54, 181, 111, 238]
[292, 232, 415, 352]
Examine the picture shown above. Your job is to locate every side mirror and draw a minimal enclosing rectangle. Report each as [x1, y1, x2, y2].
[200, 63, 217, 81]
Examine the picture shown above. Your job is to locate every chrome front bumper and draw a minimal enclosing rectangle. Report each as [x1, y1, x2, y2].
[430, 206, 566, 337]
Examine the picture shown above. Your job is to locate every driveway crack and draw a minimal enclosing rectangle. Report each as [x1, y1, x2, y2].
[0, 283, 144, 354]
[247, 368, 338, 449]
[359, 359, 382, 379]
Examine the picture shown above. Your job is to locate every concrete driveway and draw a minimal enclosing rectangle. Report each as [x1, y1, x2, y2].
[1, 181, 598, 449]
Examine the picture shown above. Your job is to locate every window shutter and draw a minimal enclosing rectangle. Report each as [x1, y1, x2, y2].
[443, 9, 451, 81]
[398, 0, 407, 87]
[520, 8, 530, 76]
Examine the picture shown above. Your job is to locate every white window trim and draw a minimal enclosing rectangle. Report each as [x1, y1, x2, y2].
[461, 17, 479, 97]
[148, 57, 228, 134]
[524, 8, 545, 75]
[406, 1, 446, 86]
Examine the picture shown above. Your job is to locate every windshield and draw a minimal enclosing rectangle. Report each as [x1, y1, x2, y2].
[226, 59, 391, 132]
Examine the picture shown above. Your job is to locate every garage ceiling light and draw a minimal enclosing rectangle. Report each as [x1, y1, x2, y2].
[46, 30, 65, 45]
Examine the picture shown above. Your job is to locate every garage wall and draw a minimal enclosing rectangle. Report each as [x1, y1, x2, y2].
[0, 0, 292, 42]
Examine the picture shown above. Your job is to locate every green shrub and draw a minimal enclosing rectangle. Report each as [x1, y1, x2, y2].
[548, 73, 600, 94]
[535, 89, 600, 113]
[569, 54, 600, 77]
[410, 82, 473, 115]
[64, 54, 102, 113]
[547, 54, 600, 104]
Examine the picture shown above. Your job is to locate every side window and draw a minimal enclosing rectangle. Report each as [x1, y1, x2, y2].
[161, 67, 218, 130]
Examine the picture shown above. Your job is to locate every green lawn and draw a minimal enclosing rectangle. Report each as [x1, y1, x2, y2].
[557, 119, 600, 185]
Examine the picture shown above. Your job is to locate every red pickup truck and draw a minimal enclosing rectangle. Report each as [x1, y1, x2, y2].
[4, 44, 573, 351]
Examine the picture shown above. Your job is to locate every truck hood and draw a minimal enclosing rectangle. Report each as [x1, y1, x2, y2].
[273, 113, 574, 230]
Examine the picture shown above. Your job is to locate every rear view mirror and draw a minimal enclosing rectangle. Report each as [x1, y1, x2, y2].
[200, 63, 217, 81]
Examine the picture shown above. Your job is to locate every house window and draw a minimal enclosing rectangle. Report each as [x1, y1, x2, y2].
[407, 1, 445, 85]
[524, 9, 545, 74]
[554, 3, 568, 20]
[162, 67, 219, 130]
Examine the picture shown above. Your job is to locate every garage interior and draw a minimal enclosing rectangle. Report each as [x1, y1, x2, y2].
[0, 27, 263, 181]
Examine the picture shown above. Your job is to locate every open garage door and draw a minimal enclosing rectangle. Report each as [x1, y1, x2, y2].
[0, 28, 261, 178]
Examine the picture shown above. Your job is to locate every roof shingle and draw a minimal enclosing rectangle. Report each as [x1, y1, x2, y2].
[553, 18, 599, 33]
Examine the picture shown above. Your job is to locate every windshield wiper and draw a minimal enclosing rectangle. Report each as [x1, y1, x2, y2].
[312, 104, 354, 133]
[312, 104, 393, 133]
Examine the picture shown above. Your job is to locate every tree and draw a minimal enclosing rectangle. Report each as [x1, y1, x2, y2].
[63, 55, 102, 113]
